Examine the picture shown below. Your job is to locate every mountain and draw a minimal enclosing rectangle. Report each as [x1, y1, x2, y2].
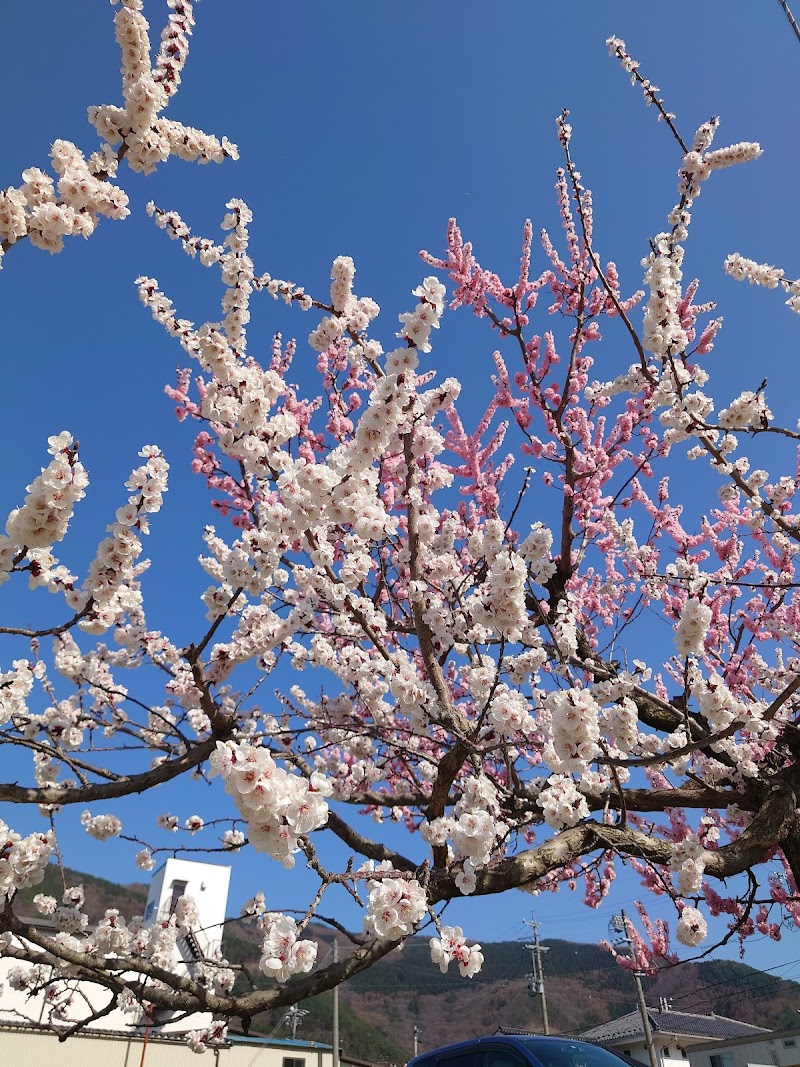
[333, 938, 800, 1054]
[15, 863, 148, 922]
[12, 866, 800, 1063]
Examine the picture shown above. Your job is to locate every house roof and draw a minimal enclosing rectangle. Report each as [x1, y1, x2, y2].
[0, 1021, 334, 1052]
[0, 1021, 186, 1045]
[580, 1010, 769, 1043]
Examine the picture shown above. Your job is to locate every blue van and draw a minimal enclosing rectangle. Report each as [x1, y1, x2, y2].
[409, 1035, 639, 1067]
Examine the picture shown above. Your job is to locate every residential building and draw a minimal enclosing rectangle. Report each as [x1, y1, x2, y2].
[579, 1005, 769, 1067]
[685, 1028, 800, 1067]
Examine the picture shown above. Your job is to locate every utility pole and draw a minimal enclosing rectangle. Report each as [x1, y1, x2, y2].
[610, 911, 659, 1067]
[332, 939, 340, 1067]
[523, 914, 550, 1035]
[414, 1025, 422, 1057]
[284, 1005, 309, 1040]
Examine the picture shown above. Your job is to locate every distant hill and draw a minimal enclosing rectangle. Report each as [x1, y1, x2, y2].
[14, 865, 800, 1063]
[226, 931, 800, 1058]
[15, 863, 148, 923]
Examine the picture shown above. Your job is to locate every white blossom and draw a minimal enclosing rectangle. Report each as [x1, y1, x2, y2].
[429, 925, 484, 978]
[676, 906, 708, 946]
[258, 915, 317, 983]
[81, 810, 123, 840]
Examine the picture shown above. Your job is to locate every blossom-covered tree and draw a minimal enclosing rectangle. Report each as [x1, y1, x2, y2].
[2, 1, 800, 1050]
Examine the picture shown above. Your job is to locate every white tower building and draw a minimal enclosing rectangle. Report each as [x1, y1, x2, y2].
[144, 857, 231, 962]
[0, 858, 232, 1034]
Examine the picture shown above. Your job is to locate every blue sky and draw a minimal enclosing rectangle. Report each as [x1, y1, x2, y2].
[2, 0, 800, 987]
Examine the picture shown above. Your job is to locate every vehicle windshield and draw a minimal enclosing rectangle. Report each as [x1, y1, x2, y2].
[519, 1039, 630, 1067]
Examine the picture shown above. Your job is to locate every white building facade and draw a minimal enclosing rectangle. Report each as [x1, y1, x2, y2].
[144, 858, 232, 962]
[686, 1030, 800, 1067]
[0, 1023, 335, 1067]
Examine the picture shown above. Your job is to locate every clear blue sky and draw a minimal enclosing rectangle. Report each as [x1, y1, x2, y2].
[2, 0, 800, 991]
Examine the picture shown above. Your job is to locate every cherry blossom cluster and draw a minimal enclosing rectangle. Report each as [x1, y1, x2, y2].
[695, 675, 744, 731]
[537, 774, 591, 830]
[0, 821, 55, 901]
[81, 811, 123, 840]
[724, 252, 800, 315]
[487, 685, 536, 739]
[724, 252, 784, 289]
[175, 894, 200, 932]
[222, 828, 246, 850]
[641, 244, 690, 361]
[468, 549, 529, 642]
[0, 432, 87, 568]
[33, 893, 57, 916]
[308, 255, 382, 359]
[676, 905, 708, 947]
[0, 142, 128, 257]
[639, 111, 759, 364]
[674, 599, 713, 657]
[75, 445, 169, 634]
[135, 848, 156, 871]
[519, 523, 557, 583]
[0, 2, 236, 266]
[717, 389, 772, 431]
[186, 1022, 228, 1055]
[362, 862, 428, 940]
[545, 688, 602, 772]
[92, 910, 135, 954]
[209, 740, 332, 867]
[421, 777, 510, 895]
[429, 925, 484, 977]
[258, 915, 317, 983]
[0, 659, 39, 726]
[240, 891, 267, 925]
[669, 833, 706, 896]
[7, 964, 48, 994]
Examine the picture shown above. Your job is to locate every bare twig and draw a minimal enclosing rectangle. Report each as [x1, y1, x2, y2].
[778, 0, 800, 44]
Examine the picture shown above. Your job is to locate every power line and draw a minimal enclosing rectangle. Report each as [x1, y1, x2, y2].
[667, 955, 800, 1006]
[680, 966, 800, 1013]
[685, 967, 800, 1015]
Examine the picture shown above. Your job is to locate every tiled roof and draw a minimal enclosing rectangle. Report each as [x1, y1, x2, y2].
[580, 1010, 768, 1043]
